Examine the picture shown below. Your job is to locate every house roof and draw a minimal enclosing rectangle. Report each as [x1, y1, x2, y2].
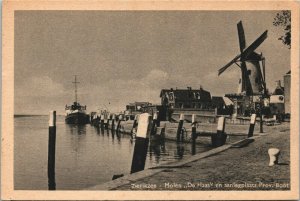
[212, 96, 225, 105]
[127, 102, 151, 106]
[211, 96, 234, 106]
[160, 88, 211, 102]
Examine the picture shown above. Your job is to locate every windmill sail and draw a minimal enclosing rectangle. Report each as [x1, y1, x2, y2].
[237, 21, 246, 52]
[241, 30, 268, 59]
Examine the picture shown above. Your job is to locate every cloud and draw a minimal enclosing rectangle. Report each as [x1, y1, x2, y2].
[16, 76, 66, 97]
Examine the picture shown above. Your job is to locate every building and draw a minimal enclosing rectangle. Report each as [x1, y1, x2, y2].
[125, 102, 152, 115]
[269, 80, 285, 115]
[160, 87, 215, 121]
[160, 87, 211, 109]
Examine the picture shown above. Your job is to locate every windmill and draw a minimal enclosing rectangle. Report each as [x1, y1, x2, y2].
[218, 21, 268, 96]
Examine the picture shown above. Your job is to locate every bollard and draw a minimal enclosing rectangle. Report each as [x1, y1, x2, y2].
[48, 111, 56, 190]
[268, 148, 280, 166]
[150, 112, 158, 136]
[211, 116, 227, 147]
[177, 114, 184, 142]
[248, 113, 257, 138]
[191, 114, 196, 155]
[111, 114, 115, 130]
[130, 113, 152, 174]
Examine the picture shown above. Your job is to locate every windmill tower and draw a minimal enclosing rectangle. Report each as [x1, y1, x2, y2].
[218, 21, 268, 117]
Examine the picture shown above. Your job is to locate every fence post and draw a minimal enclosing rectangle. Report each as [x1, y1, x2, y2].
[48, 111, 56, 190]
[248, 113, 257, 138]
[130, 113, 152, 174]
[177, 114, 184, 142]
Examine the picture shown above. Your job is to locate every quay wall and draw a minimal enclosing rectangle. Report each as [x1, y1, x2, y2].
[105, 119, 260, 143]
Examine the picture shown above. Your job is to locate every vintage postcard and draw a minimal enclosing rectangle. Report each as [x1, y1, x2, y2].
[1, 0, 299, 200]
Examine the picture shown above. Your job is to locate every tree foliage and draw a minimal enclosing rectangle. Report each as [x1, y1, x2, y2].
[273, 10, 291, 49]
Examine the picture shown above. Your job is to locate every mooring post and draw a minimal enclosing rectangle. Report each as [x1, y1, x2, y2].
[111, 114, 115, 130]
[131, 114, 139, 137]
[191, 114, 196, 155]
[48, 111, 56, 190]
[248, 113, 257, 138]
[105, 113, 110, 129]
[100, 114, 105, 130]
[177, 114, 184, 142]
[211, 116, 227, 147]
[116, 114, 123, 132]
[130, 113, 152, 174]
[151, 112, 158, 136]
[260, 112, 264, 133]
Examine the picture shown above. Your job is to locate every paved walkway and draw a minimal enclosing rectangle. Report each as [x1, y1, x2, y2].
[90, 123, 290, 191]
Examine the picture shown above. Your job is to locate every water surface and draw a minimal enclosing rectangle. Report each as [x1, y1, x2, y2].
[15, 115, 215, 190]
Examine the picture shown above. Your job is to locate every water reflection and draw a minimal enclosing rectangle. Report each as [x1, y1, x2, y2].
[66, 124, 86, 153]
[66, 124, 87, 135]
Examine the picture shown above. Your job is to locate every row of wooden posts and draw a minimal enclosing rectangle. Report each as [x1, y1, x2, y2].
[48, 111, 258, 190]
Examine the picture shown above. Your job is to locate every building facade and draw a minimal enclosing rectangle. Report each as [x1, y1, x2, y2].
[160, 87, 212, 109]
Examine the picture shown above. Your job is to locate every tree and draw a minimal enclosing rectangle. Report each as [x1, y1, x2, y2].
[273, 10, 291, 49]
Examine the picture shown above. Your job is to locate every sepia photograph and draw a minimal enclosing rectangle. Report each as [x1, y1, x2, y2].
[1, 1, 299, 200]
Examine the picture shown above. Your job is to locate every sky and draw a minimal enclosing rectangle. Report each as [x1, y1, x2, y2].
[14, 11, 290, 115]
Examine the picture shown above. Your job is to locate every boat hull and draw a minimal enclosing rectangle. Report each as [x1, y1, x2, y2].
[65, 112, 90, 124]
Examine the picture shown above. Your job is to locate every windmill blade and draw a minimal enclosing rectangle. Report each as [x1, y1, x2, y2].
[237, 21, 246, 53]
[241, 30, 268, 60]
[218, 54, 241, 76]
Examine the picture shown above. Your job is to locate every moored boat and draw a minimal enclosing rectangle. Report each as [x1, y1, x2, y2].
[65, 102, 89, 124]
[65, 75, 90, 124]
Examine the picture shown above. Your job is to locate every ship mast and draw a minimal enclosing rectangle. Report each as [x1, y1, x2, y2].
[72, 75, 80, 103]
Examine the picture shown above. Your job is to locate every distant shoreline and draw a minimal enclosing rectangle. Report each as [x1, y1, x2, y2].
[14, 114, 64, 118]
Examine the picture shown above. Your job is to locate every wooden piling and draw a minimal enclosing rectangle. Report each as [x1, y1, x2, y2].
[260, 98, 264, 133]
[111, 114, 115, 130]
[248, 113, 257, 138]
[100, 114, 105, 130]
[151, 112, 158, 136]
[105, 113, 110, 129]
[130, 113, 152, 174]
[211, 116, 227, 147]
[191, 114, 196, 155]
[260, 112, 264, 133]
[48, 111, 56, 190]
[131, 114, 139, 137]
[116, 114, 123, 132]
[177, 114, 184, 142]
